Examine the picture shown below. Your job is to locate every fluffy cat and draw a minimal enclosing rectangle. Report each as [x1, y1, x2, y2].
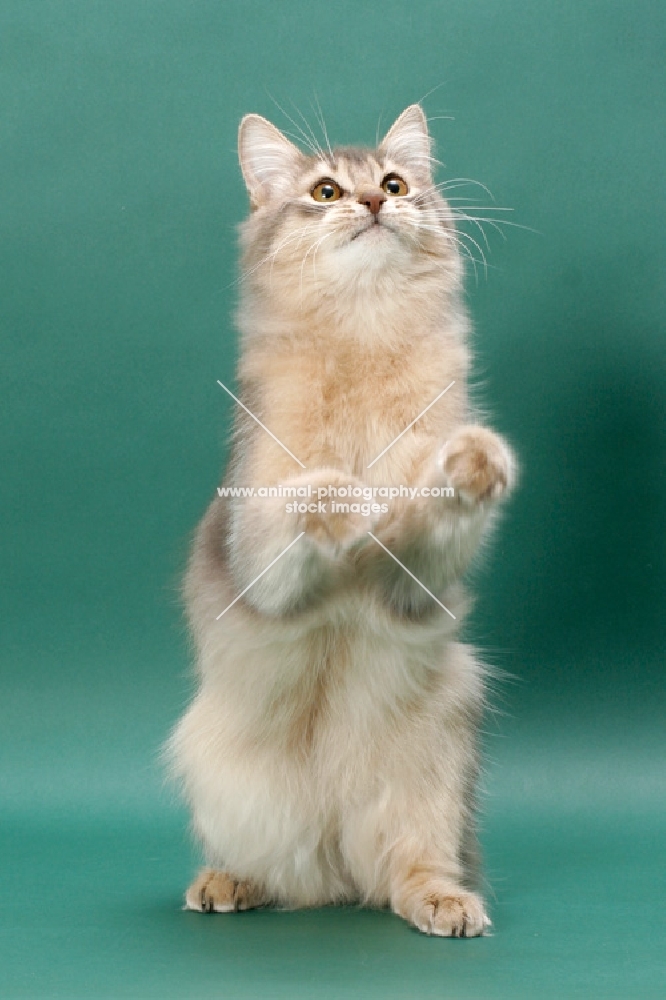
[167, 105, 516, 937]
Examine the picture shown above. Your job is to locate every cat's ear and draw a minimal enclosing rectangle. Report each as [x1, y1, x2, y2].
[379, 105, 433, 179]
[238, 114, 303, 208]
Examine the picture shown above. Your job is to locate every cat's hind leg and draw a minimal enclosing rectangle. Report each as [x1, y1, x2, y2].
[185, 869, 269, 913]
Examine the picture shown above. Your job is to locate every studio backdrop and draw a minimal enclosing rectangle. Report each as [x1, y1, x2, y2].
[1, 2, 664, 998]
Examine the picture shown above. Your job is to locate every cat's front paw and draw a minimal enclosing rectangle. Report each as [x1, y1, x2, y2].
[439, 426, 515, 505]
[292, 469, 378, 556]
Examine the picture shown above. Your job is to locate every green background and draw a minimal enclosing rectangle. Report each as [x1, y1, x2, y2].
[2, 1, 665, 997]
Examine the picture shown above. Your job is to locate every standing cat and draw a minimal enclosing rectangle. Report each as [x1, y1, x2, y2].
[167, 105, 516, 936]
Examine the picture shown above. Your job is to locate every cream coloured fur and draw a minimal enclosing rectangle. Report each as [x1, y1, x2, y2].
[167, 105, 516, 937]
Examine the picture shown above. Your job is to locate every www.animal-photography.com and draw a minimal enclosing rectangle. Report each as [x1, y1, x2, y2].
[2, 2, 664, 998]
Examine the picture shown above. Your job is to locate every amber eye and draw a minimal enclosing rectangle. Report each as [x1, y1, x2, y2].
[382, 174, 408, 197]
[311, 179, 342, 203]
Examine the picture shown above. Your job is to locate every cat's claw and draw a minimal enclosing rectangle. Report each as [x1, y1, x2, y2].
[186, 869, 267, 914]
[394, 885, 490, 938]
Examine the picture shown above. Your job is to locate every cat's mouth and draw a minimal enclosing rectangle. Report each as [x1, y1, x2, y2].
[350, 219, 394, 242]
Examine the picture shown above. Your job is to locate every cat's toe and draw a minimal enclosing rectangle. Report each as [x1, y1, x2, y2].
[394, 882, 490, 938]
[439, 427, 515, 505]
[426, 891, 490, 938]
[185, 869, 267, 913]
[186, 869, 234, 912]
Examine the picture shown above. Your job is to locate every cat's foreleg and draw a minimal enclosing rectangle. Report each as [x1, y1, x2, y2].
[437, 424, 516, 507]
[367, 426, 515, 613]
[228, 467, 377, 615]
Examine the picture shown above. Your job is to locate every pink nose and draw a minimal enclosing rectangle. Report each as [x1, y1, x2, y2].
[357, 189, 386, 216]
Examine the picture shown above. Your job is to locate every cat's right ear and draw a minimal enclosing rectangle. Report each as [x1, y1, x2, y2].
[238, 115, 303, 209]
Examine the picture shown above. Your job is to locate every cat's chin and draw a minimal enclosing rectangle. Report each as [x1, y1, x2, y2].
[342, 222, 404, 266]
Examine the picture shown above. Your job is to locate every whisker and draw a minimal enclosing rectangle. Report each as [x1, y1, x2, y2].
[413, 181, 463, 199]
[456, 214, 492, 251]
[408, 219, 485, 278]
[279, 127, 321, 149]
[415, 180, 500, 211]
[438, 202, 515, 212]
[269, 223, 320, 288]
[416, 82, 449, 104]
[442, 177, 496, 200]
[450, 213, 538, 235]
[310, 229, 337, 281]
[446, 234, 481, 282]
[413, 212, 490, 276]
[451, 227, 489, 274]
[311, 92, 333, 158]
[451, 212, 506, 244]
[414, 194, 534, 255]
[375, 110, 385, 148]
[233, 223, 321, 287]
[289, 99, 326, 160]
[299, 229, 336, 296]
[265, 91, 322, 158]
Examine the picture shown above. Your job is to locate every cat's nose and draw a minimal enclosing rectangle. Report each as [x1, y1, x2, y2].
[357, 189, 387, 216]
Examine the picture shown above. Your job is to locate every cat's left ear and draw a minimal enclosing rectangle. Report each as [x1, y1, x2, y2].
[379, 105, 433, 180]
[238, 114, 304, 208]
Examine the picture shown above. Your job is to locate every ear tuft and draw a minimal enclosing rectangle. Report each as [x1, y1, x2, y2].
[238, 114, 303, 207]
[379, 105, 433, 179]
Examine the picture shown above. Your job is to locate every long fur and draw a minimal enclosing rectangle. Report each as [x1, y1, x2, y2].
[166, 105, 516, 937]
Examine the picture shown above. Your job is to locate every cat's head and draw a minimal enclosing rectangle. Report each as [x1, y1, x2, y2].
[237, 105, 462, 312]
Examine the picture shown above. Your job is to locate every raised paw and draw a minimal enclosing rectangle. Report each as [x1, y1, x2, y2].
[185, 869, 267, 914]
[292, 468, 379, 556]
[439, 426, 515, 504]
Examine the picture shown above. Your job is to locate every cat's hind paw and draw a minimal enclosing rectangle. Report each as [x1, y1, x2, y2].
[393, 878, 490, 938]
[413, 889, 490, 937]
[185, 869, 267, 913]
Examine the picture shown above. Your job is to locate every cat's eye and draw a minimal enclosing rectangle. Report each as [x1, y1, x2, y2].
[311, 179, 342, 203]
[382, 174, 409, 197]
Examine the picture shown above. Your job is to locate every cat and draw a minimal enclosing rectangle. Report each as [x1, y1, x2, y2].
[166, 105, 516, 937]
